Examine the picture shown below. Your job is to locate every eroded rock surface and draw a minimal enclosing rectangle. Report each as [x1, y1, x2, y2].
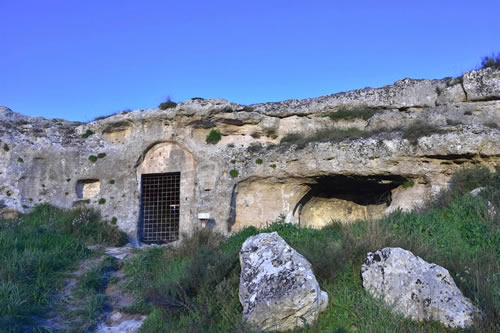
[361, 247, 478, 328]
[239, 232, 328, 331]
[0, 68, 499, 241]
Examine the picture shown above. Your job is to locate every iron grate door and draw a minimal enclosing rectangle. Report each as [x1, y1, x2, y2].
[140, 172, 180, 243]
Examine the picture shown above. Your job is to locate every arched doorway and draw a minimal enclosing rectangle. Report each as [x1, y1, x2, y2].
[136, 142, 196, 243]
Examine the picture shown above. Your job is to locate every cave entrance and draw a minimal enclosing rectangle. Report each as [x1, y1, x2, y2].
[295, 175, 406, 227]
[140, 172, 180, 243]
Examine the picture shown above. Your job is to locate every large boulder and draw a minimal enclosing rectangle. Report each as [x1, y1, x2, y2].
[239, 232, 328, 331]
[463, 67, 500, 101]
[361, 247, 478, 328]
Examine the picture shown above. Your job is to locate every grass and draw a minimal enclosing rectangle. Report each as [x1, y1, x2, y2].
[325, 106, 378, 121]
[206, 129, 222, 144]
[280, 127, 380, 148]
[122, 166, 500, 332]
[402, 120, 447, 145]
[0, 204, 127, 331]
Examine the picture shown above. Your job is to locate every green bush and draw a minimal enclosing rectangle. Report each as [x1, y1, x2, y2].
[159, 98, 177, 110]
[229, 169, 239, 178]
[255, 158, 263, 164]
[97, 153, 106, 159]
[88, 155, 98, 162]
[480, 53, 500, 70]
[82, 129, 94, 139]
[98, 198, 106, 205]
[17, 157, 24, 163]
[206, 129, 222, 144]
[3, 143, 9, 152]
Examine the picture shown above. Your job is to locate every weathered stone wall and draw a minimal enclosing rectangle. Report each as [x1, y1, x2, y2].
[0, 68, 499, 244]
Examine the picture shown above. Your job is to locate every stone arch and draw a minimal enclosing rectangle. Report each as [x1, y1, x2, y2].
[136, 142, 196, 242]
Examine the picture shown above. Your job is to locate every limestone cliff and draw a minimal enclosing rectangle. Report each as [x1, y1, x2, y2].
[1, 68, 499, 244]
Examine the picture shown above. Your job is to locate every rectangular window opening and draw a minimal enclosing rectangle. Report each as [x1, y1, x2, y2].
[140, 172, 180, 243]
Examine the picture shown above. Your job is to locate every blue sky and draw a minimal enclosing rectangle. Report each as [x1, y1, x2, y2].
[1, 0, 499, 122]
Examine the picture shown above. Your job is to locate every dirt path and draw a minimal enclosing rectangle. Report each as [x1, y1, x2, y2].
[39, 246, 146, 333]
[94, 246, 146, 333]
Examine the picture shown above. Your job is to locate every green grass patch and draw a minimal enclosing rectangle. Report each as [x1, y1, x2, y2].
[0, 205, 127, 331]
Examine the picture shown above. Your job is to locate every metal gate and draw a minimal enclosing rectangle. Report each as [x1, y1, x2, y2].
[140, 172, 180, 243]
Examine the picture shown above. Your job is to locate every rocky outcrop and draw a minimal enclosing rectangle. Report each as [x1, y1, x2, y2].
[0, 68, 499, 242]
[239, 232, 328, 331]
[463, 67, 500, 101]
[361, 247, 478, 328]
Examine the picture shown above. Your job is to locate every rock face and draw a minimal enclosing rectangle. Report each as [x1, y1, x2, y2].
[0, 68, 499, 243]
[239, 232, 328, 331]
[361, 247, 478, 328]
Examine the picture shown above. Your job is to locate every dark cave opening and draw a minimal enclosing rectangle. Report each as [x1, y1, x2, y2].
[293, 174, 408, 217]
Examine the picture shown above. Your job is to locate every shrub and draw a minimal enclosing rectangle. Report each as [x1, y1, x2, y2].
[88, 155, 98, 162]
[480, 53, 500, 70]
[206, 129, 222, 144]
[326, 106, 378, 121]
[229, 169, 239, 178]
[270, 164, 276, 169]
[227, 143, 235, 148]
[402, 180, 415, 189]
[402, 120, 446, 145]
[82, 129, 94, 139]
[159, 98, 177, 110]
[98, 198, 106, 205]
[255, 158, 263, 164]
[97, 153, 106, 159]
[17, 157, 24, 163]
[191, 97, 204, 101]
[3, 143, 9, 152]
[250, 132, 261, 139]
[109, 179, 115, 184]
[428, 166, 494, 211]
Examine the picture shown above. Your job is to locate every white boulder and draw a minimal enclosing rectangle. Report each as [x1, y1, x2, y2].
[239, 232, 328, 331]
[361, 247, 478, 328]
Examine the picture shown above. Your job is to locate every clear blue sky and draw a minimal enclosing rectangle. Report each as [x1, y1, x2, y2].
[1, 0, 499, 121]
